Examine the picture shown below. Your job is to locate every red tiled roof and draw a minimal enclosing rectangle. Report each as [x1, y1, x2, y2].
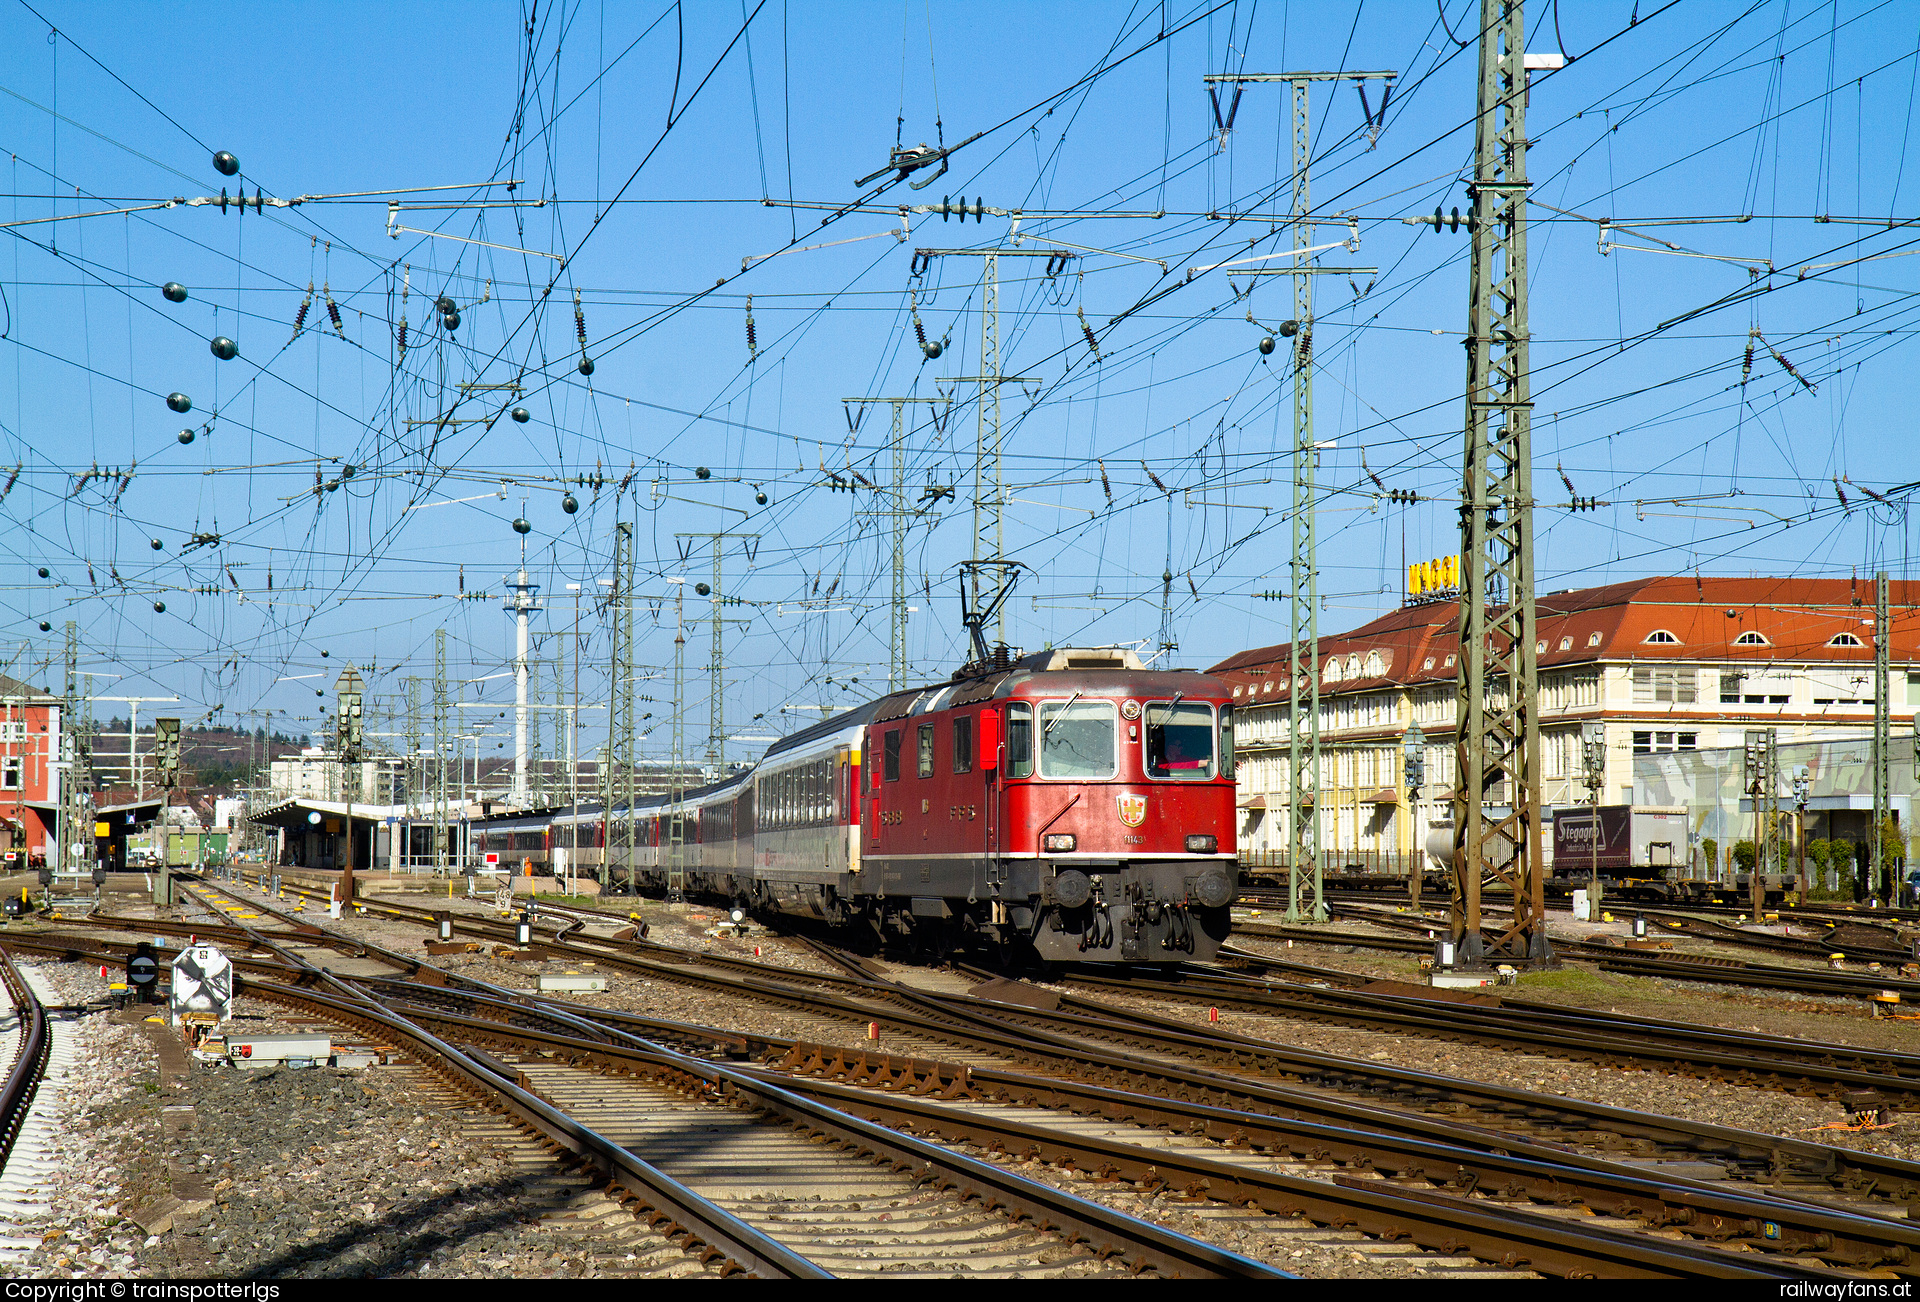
[1208, 576, 1920, 693]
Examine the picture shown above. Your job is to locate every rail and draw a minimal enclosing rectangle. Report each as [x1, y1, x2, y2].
[0, 951, 49, 1177]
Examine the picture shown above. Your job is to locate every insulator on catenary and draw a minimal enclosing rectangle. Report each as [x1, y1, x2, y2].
[397, 317, 409, 356]
[574, 288, 588, 346]
[1098, 459, 1112, 503]
[290, 284, 312, 342]
[745, 295, 758, 361]
[324, 284, 345, 337]
[1077, 306, 1102, 363]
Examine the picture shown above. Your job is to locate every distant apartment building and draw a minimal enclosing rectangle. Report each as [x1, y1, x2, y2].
[0, 673, 61, 863]
[1208, 576, 1919, 867]
[268, 748, 382, 803]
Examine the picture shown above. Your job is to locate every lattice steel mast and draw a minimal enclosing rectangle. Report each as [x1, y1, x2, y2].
[1201, 68, 1393, 924]
[1454, 0, 1549, 961]
[843, 397, 947, 691]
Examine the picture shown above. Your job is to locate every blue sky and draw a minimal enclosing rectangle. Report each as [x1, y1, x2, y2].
[1, 0, 1917, 763]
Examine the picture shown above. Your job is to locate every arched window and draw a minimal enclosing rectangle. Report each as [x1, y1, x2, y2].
[1344, 654, 1361, 679]
[1733, 631, 1770, 647]
[1643, 629, 1680, 644]
[1827, 632, 1864, 648]
[1323, 659, 1341, 683]
[1587, 631, 1602, 647]
[1363, 651, 1383, 678]
[1558, 636, 1573, 651]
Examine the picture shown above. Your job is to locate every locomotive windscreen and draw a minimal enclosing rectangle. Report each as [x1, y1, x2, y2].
[1145, 701, 1214, 779]
[1039, 699, 1117, 778]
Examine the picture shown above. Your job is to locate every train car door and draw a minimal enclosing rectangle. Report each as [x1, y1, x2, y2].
[980, 707, 1004, 885]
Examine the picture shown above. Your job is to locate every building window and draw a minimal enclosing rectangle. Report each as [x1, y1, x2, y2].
[0, 758, 18, 790]
[1643, 630, 1680, 644]
[1423, 657, 1434, 670]
[1828, 632, 1865, 647]
[1632, 731, 1697, 755]
[1587, 631, 1602, 647]
[1558, 636, 1573, 651]
[1632, 666, 1697, 704]
[1732, 631, 1770, 646]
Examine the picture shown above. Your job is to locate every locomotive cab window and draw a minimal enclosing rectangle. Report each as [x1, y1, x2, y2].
[918, 723, 935, 778]
[1006, 702, 1034, 778]
[1145, 701, 1215, 780]
[1219, 705, 1235, 778]
[883, 728, 902, 781]
[1039, 699, 1117, 779]
[952, 715, 973, 774]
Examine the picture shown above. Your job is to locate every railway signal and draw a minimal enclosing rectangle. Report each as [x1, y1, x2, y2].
[152, 718, 181, 790]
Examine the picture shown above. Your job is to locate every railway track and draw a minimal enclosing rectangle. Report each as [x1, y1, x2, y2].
[0, 954, 55, 1265]
[355, 973, 1855, 1278]
[1055, 964, 1920, 1102]
[59, 873, 1916, 1276]
[1233, 911, 1920, 1003]
[184, 879, 1920, 1211]
[67, 889, 1284, 1280]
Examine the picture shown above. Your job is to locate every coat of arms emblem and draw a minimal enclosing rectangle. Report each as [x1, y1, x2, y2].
[1118, 793, 1147, 827]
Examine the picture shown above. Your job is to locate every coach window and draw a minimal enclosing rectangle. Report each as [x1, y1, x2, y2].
[918, 723, 935, 778]
[1039, 699, 1117, 779]
[1219, 705, 1236, 778]
[884, 729, 902, 781]
[952, 715, 974, 774]
[1145, 701, 1215, 780]
[1006, 702, 1034, 778]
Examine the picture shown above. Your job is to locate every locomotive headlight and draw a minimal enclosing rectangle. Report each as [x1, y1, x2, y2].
[730, 908, 746, 924]
[1185, 834, 1218, 854]
[1042, 833, 1077, 853]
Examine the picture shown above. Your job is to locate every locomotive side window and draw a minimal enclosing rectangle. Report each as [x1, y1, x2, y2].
[884, 729, 901, 781]
[1039, 700, 1117, 779]
[1220, 705, 1236, 778]
[952, 715, 973, 774]
[918, 723, 935, 778]
[1006, 702, 1033, 777]
[1144, 701, 1215, 780]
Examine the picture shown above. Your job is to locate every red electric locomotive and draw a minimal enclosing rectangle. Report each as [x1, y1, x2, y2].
[858, 646, 1238, 962]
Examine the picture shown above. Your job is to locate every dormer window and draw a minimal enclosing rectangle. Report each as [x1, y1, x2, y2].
[1444, 654, 1456, 667]
[1732, 631, 1770, 647]
[1323, 660, 1342, 683]
[1535, 640, 1547, 654]
[1827, 632, 1864, 648]
[1558, 636, 1573, 651]
[1643, 630, 1680, 645]
[1344, 654, 1361, 679]
[1422, 657, 1435, 670]
[1263, 681, 1275, 693]
[1233, 685, 1243, 697]
[1363, 651, 1383, 677]
[1587, 632, 1602, 647]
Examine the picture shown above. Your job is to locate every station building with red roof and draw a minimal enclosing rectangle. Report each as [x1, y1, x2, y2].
[1207, 576, 1920, 869]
